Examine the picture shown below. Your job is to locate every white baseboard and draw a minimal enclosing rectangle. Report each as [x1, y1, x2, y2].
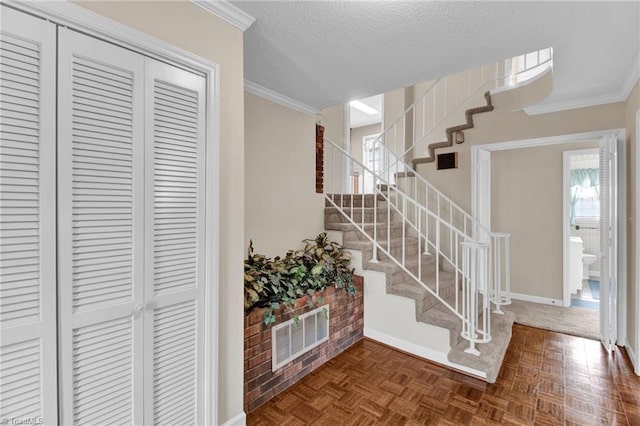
[624, 339, 640, 376]
[221, 412, 246, 426]
[364, 327, 486, 379]
[510, 292, 563, 306]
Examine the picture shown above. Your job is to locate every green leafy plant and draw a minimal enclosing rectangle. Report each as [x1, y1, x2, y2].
[244, 233, 356, 325]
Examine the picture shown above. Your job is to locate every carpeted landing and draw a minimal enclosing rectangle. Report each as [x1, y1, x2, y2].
[504, 299, 599, 341]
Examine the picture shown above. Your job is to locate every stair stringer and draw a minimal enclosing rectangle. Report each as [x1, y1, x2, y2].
[411, 91, 494, 169]
[325, 230, 488, 380]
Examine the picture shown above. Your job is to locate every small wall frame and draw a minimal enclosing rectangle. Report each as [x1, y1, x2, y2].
[437, 152, 458, 170]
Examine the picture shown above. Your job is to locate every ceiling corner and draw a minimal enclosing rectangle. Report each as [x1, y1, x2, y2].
[191, 0, 255, 32]
[245, 80, 319, 116]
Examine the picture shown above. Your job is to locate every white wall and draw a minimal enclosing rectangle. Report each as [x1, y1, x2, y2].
[245, 92, 325, 257]
[73, 1, 246, 422]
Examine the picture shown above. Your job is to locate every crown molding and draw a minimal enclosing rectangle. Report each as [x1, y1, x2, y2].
[245, 80, 319, 116]
[191, 0, 255, 32]
[525, 50, 640, 115]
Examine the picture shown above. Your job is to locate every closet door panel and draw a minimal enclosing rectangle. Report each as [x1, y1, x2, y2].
[144, 59, 206, 426]
[57, 28, 144, 425]
[0, 7, 57, 424]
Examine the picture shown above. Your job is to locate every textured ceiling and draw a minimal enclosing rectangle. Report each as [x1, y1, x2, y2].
[233, 1, 639, 111]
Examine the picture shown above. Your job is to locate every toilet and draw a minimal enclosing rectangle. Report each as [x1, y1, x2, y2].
[582, 253, 597, 280]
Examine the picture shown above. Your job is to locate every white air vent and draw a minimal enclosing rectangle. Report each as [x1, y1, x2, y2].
[272, 305, 329, 371]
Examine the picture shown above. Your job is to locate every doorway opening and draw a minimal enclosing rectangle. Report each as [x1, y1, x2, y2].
[347, 94, 383, 193]
[471, 129, 626, 350]
[564, 149, 600, 313]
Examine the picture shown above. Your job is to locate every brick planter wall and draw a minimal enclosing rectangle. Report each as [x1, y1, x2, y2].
[244, 275, 364, 413]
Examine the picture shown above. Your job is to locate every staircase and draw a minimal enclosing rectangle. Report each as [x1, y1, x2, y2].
[322, 49, 553, 382]
[324, 194, 515, 382]
[411, 91, 494, 169]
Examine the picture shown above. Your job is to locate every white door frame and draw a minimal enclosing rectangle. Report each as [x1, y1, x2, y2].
[562, 148, 600, 307]
[9, 1, 221, 423]
[635, 110, 640, 374]
[471, 129, 627, 347]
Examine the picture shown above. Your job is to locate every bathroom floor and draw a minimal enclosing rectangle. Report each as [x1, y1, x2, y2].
[571, 279, 600, 311]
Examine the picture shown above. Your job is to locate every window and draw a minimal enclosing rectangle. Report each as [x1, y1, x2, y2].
[507, 47, 553, 86]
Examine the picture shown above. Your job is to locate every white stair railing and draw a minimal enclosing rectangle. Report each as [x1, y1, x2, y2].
[376, 142, 512, 316]
[376, 48, 553, 166]
[325, 138, 492, 353]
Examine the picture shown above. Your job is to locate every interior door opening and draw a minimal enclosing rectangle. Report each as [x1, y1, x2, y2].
[347, 94, 383, 193]
[563, 149, 601, 315]
[472, 130, 626, 351]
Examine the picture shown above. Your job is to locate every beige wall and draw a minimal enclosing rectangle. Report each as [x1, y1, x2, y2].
[74, 1, 245, 422]
[245, 93, 324, 257]
[321, 103, 345, 148]
[625, 79, 639, 359]
[417, 102, 626, 211]
[492, 140, 599, 300]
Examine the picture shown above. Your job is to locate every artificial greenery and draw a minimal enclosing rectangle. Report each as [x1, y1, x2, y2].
[244, 232, 356, 325]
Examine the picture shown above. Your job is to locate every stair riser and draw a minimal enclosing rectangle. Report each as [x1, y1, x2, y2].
[326, 194, 386, 208]
[387, 277, 457, 303]
[345, 223, 405, 240]
[324, 210, 390, 224]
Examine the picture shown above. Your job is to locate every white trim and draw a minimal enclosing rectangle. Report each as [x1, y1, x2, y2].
[363, 328, 487, 379]
[475, 129, 624, 152]
[636, 109, 640, 374]
[245, 80, 319, 116]
[9, 0, 220, 76]
[510, 292, 564, 306]
[617, 134, 627, 346]
[8, 1, 222, 424]
[191, 0, 255, 31]
[220, 412, 247, 426]
[562, 148, 600, 308]
[625, 339, 640, 376]
[525, 50, 640, 115]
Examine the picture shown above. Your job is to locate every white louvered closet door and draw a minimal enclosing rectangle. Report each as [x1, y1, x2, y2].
[57, 28, 145, 425]
[0, 7, 57, 424]
[143, 59, 206, 426]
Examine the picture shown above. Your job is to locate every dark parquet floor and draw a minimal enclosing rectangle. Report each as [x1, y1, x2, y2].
[247, 324, 640, 425]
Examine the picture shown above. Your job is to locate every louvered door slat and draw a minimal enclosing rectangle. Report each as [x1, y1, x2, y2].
[58, 28, 145, 425]
[0, 7, 57, 424]
[144, 59, 205, 426]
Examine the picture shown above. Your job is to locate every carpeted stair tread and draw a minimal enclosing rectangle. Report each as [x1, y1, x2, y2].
[418, 304, 515, 383]
[448, 311, 515, 383]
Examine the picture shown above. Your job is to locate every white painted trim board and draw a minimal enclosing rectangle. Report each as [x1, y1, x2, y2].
[191, 0, 255, 31]
[245, 80, 319, 117]
[364, 328, 487, 380]
[510, 292, 564, 306]
[220, 412, 247, 426]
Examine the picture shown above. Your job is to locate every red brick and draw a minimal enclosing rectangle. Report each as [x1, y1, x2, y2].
[245, 323, 262, 339]
[243, 275, 365, 413]
[248, 351, 269, 369]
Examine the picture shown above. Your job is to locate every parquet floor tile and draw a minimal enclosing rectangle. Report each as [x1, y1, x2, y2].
[247, 324, 640, 425]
